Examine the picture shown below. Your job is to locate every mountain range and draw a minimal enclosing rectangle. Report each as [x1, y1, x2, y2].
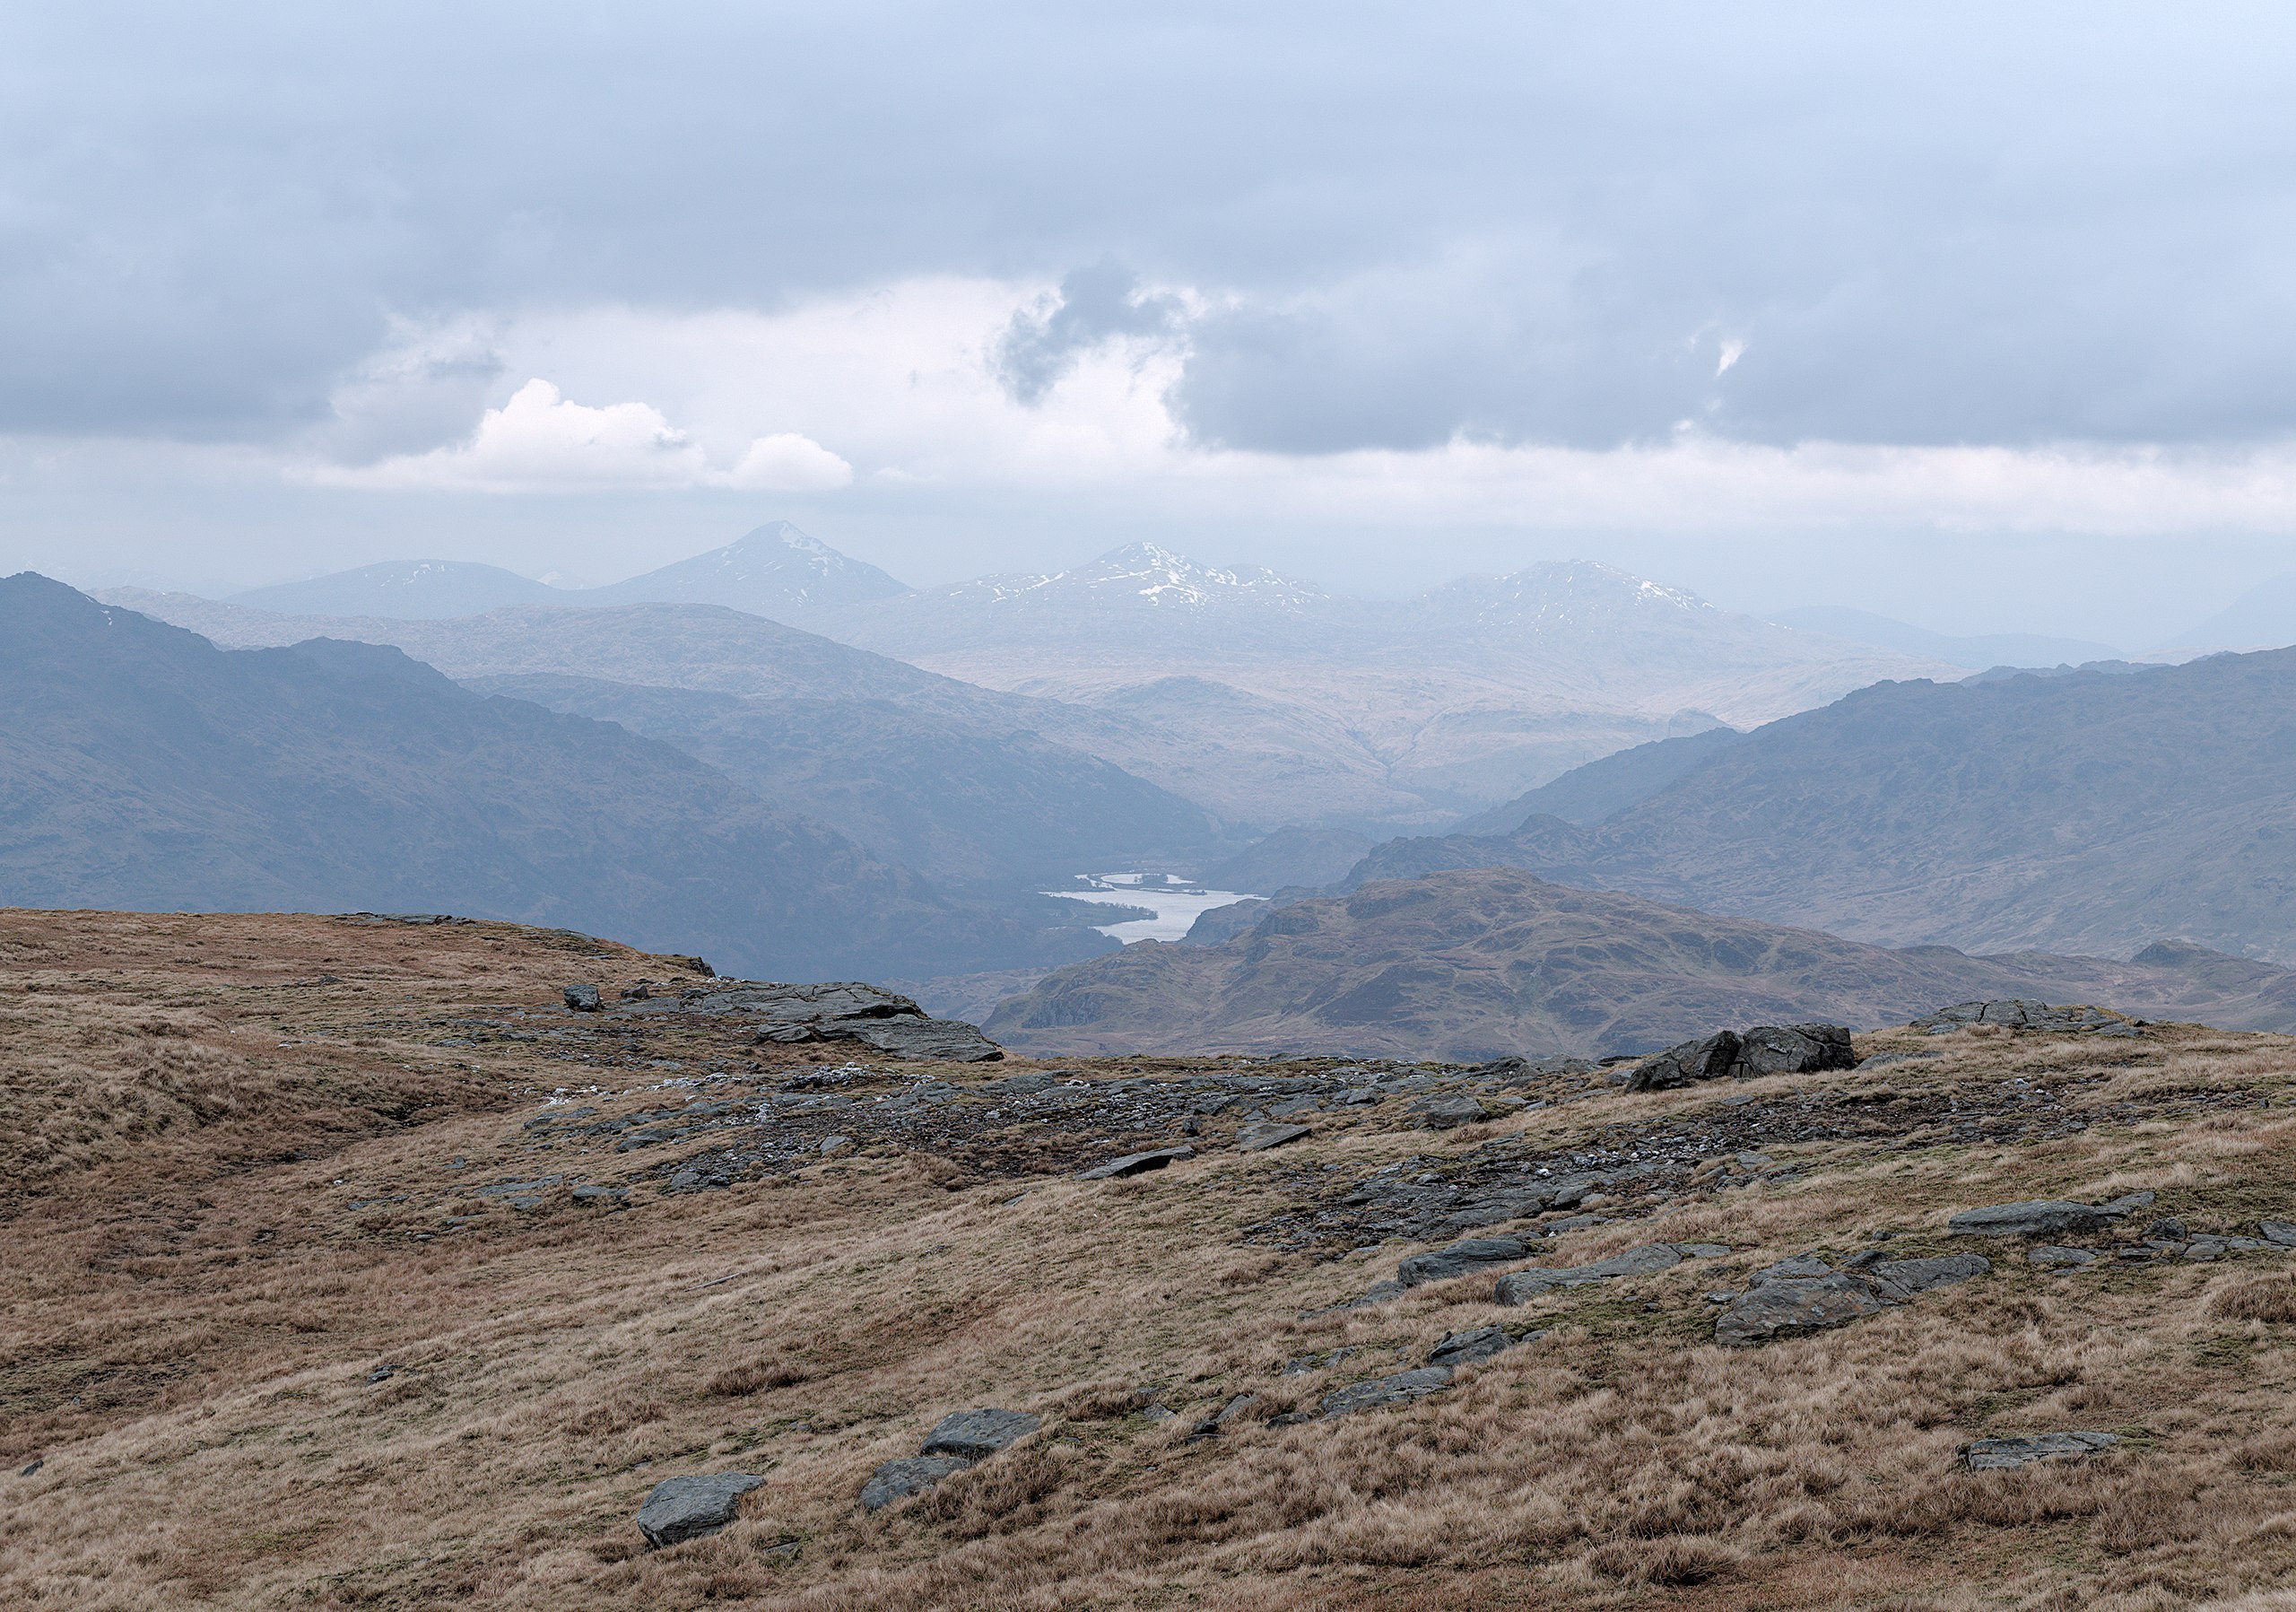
[0, 574, 1110, 979]
[229, 522, 907, 623]
[1343, 647, 2296, 965]
[986, 867, 2296, 1059]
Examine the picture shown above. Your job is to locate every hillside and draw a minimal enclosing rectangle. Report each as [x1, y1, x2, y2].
[1345, 649, 2296, 965]
[1449, 726, 1744, 835]
[582, 521, 911, 619]
[16, 908, 2296, 1608]
[92, 589, 1224, 876]
[984, 868, 2296, 1060]
[0, 574, 1092, 979]
[231, 560, 563, 618]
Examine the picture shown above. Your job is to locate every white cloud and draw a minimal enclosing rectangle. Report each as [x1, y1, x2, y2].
[301, 377, 848, 494]
[715, 432, 852, 491]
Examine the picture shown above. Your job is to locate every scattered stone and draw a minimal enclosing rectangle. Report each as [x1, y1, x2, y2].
[570, 1184, 627, 1207]
[1915, 1001, 2138, 1038]
[1078, 1145, 1195, 1181]
[819, 1136, 852, 1156]
[2145, 1217, 2188, 1242]
[860, 1455, 970, 1512]
[2260, 1220, 2296, 1247]
[1715, 1271, 1892, 1345]
[1427, 1326, 1522, 1368]
[1492, 1242, 1686, 1305]
[1189, 1393, 1260, 1440]
[1236, 1122, 1310, 1153]
[1410, 1095, 1488, 1129]
[18, 1458, 40, 1477]
[1964, 1431, 2118, 1470]
[1752, 1254, 1832, 1283]
[1857, 1050, 1942, 1071]
[1318, 1366, 1454, 1418]
[920, 1408, 1041, 1461]
[365, 1363, 396, 1384]
[1948, 1199, 2128, 1239]
[1397, 1235, 1534, 1288]
[637, 1471, 765, 1547]
[2028, 1245, 2096, 1267]
[563, 984, 603, 1013]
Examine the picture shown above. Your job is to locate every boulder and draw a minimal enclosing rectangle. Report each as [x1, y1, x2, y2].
[2027, 1245, 2096, 1267]
[1626, 1031, 1741, 1092]
[860, 1455, 970, 1511]
[1318, 1366, 1454, 1418]
[1409, 1095, 1488, 1129]
[636, 1471, 764, 1547]
[2262, 1220, 2296, 1247]
[841, 1017, 1005, 1063]
[1078, 1146, 1195, 1181]
[919, 1408, 1040, 1461]
[1948, 1200, 2124, 1239]
[1915, 1001, 2138, 1038]
[1735, 1024, 1857, 1076]
[1714, 1272, 1892, 1345]
[1964, 1431, 2118, 1470]
[1397, 1235, 1534, 1288]
[1867, 1252, 1991, 1294]
[563, 983, 603, 1012]
[1492, 1242, 1683, 1305]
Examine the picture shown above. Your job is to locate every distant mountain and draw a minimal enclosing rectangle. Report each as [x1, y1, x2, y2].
[1198, 825, 1375, 894]
[2161, 572, 2296, 655]
[813, 545, 1954, 828]
[1766, 605, 2122, 670]
[2, 574, 1096, 980]
[1344, 649, 2296, 965]
[231, 560, 563, 619]
[583, 521, 910, 619]
[1449, 726, 1744, 836]
[90, 591, 1223, 884]
[985, 867, 2296, 1060]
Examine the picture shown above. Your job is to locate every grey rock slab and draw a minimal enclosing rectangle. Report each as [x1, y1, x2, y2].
[1964, 1431, 2118, 1470]
[1715, 1272, 1892, 1346]
[1318, 1366, 1455, 1418]
[563, 984, 603, 1012]
[1671, 1242, 1732, 1259]
[1869, 1253, 1991, 1294]
[2028, 1245, 2097, 1267]
[842, 1017, 1005, 1064]
[920, 1408, 1040, 1461]
[1409, 1095, 1488, 1129]
[1492, 1243, 1683, 1305]
[1397, 1235, 1534, 1288]
[1188, 1393, 1260, 1440]
[1078, 1146, 1195, 1181]
[1948, 1200, 2124, 1239]
[1427, 1326, 1519, 1368]
[2262, 1220, 2296, 1247]
[1236, 1122, 1310, 1153]
[860, 1455, 971, 1511]
[1752, 1254, 1833, 1283]
[637, 1471, 765, 1547]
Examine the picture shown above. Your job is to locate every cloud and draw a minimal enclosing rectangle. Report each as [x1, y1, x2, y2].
[994, 260, 1186, 405]
[717, 432, 853, 491]
[305, 378, 847, 493]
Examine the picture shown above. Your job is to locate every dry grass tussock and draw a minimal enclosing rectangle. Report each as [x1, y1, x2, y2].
[8, 911, 2296, 1607]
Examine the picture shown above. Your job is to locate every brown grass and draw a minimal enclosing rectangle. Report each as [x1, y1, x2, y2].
[11, 910, 2296, 1608]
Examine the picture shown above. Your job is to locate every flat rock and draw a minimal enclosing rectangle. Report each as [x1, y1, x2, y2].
[1948, 1199, 2124, 1239]
[1397, 1235, 1533, 1288]
[1427, 1326, 1520, 1368]
[1916, 1000, 2138, 1038]
[2261, 1220, 2296, 1247]
[637, 1471, 764, 1547]
[1409, 1095, 1488, 1129]
[1869, 1252, 1991, 1294]
[841, 1017, 1005, 1063]
[1078, 1146, 1194, 1181]
[1752, 1254, 1833, 1283]
[920, 1407, 1040, 1461]
[1715, 1272, 1892, 1346]
[1236, 1121, 1310, 1153]
[860, 1455, 970, 1511]
[1493, 1242, 1683, 1305]
[1964, 1431, 2118, 1470]
[1318, 1366, 1454, 1418]
[2027, 1245, 2096, 1267]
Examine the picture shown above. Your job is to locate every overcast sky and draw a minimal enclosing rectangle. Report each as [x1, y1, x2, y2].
[6, 2, 2296, 642]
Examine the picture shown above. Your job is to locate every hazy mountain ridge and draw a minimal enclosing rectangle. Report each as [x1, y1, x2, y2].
[1344, 649, 2296, 964]
[986, 867, 2296, 1060]
[0, 574, 1103, 980]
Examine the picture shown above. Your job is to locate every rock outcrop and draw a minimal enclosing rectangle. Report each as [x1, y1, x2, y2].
[636, 1471, 765, 1547]
[614, 980, 1004, 1062]
[1626, 1024, 1854, 1091]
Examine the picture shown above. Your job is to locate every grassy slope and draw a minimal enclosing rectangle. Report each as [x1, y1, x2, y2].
[10, 911, 2296, 1608]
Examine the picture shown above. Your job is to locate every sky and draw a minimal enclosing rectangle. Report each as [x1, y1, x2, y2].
[5, 2, 2296, 646]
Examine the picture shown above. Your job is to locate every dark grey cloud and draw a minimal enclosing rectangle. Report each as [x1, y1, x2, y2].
[4, 3, 2296, 449]
[993, 260, 1184, 405]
